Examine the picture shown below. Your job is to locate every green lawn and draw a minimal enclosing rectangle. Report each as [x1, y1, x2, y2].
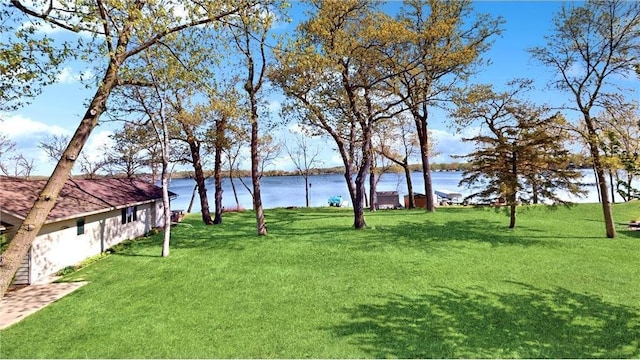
[1, 202, 639, 358]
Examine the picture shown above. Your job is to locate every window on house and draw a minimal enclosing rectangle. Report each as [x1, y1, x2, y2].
[121, 206, 138, 224]
[77, 218, 85, 235]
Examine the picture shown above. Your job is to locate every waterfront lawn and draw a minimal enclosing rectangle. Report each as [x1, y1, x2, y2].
[1, 202, 639, 358]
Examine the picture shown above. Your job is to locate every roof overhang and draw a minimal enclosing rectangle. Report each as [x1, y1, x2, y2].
[0, 198, 162, 225]
[46, 198, 161, 224]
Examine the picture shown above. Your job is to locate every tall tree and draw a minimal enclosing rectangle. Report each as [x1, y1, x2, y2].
[226, 1, 282, 235]
[0, 0, 256, 297]
[223, 127, 248, 212]
[138, 82, 173, 258]
[158, 24, 233, 226]
[272, 0, 404, 229]
[368, 144, 395, 211]
[113, 45, 184, 257]
[453, 80, 585, 228]
[376, 113, 420, 208]
[8, 154, 36, 179]
[202, 84, 244, 224]
[106, 123, 157, 178]
[284, 131, 323, 207]
[39, 134, 108, 178]
[389, 0, 503, 211]
[0, 135, 34, 178]
[171, 95, 216, 225]
[529, 0, 640, 238]
[238, 134, 282, 200]
[599, 107, 640, 202]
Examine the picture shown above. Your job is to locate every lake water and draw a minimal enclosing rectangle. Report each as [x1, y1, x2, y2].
[168, 170, 604, 212]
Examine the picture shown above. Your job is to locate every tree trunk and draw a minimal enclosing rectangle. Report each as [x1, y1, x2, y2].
[353, 142, 370, 229]
[304, 174, 310, 207]
[593, 153, 616, 238]
[421, 142, 435, 212]
[193, 169, 213, 225]
[186, 184, 197, 213]
[404, 164, 415, 208]
[151, 164, 158, 185]
[586, 121, 616, 238]
[250, 113, 267, 235]
[331, 132, 360, 227]
[0, 54, 123, 297]
[353, 171, 367, 229]
[340, 159, 357, 210]
[509, 203, 517, 229]
[509, 151, 517, 229]
[369, 171, 377, 211]
[213, 140, 223, 224]
[623, 172, 633, 202]
[160, 158, 171, 257]
[593, 165, 602, 203]
[415, 114, 435, 212]
[608, 170, 616, 204]
[182, 124, 213, 225]
[229, 168, 240, 211]
[158, 106, 172, 257]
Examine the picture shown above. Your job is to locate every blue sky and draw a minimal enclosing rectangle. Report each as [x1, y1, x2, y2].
[0, 1, 606, 176]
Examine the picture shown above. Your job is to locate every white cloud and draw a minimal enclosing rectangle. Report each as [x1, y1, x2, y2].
[286, 123, 318, 135]
[17, 18, 62, 35]
[287, 123, 303, 134]
[82, 130, 114, 162]
[269, 156, 295, 172]
[430, 127, 480, 163]
[0, 113, 73, 175]
[327, 153, 344, 168]
[168, 1, 189, 21]
[56, 67, 76, 84]
[267, 100, 281, 115]
[56, 67, 95, 84]
[0, 113, 70, 139]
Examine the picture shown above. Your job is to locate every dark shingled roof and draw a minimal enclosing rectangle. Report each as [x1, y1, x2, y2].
[0, 176, 166, 223]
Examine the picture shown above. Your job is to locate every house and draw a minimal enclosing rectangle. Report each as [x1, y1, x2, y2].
[375, 191, 401, 209]
[0, 176, 171, 286]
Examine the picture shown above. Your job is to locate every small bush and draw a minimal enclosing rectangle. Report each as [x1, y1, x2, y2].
[146, 228, 161, 236]
[0, 234, 8, 253]
[107, 238, 137, 253]
[55, 253, 108, 276]
[56, 266, 76, 276]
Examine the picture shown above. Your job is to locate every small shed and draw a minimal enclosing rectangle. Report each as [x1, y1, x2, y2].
[405, 193, 428, 208]
[376, 191, 401, 209]
[171, 210, 185, 223]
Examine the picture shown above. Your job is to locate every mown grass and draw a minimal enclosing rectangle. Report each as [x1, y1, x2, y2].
[1, 202, 639, 358]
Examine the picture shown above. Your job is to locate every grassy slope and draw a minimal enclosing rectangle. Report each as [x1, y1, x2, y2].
[1, 202, 639, 358]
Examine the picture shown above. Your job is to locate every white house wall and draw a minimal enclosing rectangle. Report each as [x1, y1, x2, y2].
[29, 200, 164, 282]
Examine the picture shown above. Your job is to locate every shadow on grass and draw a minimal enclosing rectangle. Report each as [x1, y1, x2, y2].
[301, 218, 549, 253]
[111, 215, 262, 256]
[330, 283, 640, 358]
[112, 207, 635, 256]
[622, 229, 640, 238]
[387, 219, 546, 247]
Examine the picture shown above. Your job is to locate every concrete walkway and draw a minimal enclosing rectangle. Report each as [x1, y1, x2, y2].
[0, 281, 88, 330]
